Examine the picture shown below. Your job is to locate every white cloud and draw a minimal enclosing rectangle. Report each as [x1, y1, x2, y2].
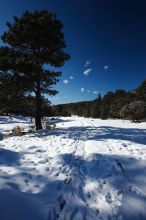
[87, 90, 91, 93]
[83, 68, 92, 76]
[81, 87, 85, 92]
[84, 60, 91, 67]
[93, 91, 98, 94]
[63, 79, 69, 84]
[70, 76, 74, 80]
[104, 65, 109, 70]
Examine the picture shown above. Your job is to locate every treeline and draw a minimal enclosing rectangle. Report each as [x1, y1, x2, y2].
[1, 77, 146, 122]
[53, 80, 146, 122]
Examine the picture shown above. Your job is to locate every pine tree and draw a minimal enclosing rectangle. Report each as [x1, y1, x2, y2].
[92, 94, 102, 118]
[0, 10, 70, 130]
[100, 92, 114, 119]
[135, 80, 146, 101]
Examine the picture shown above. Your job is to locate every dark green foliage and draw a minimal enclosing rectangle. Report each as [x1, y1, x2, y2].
[135, 80, 146, 101]
[52, 97, 102, 118]
[109, 90, 136, 118]
[52, 80, 146, 122]
[100, 92, 114, 119]
[120, 101, 146, 122]
[92, 94, 102, 118]
[0, 93, 51, 117]
[0, 10, 70, 129]
[52, 105, 71, 117]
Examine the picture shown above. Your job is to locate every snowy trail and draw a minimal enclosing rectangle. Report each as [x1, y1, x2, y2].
[79, 119, 123, 219]
[72, 117, 146, 219]
[0, 116, 146, 219]
[54, 118, 124, 219]
[48, 119, 89, 219]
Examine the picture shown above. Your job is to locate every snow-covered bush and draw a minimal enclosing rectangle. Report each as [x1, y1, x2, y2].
[120, 101, 146, 122]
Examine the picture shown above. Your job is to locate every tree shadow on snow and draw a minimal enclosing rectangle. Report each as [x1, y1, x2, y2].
[1, 121, 146, 219]
[46, 118, 74, 126]
[0, 147, 20, 166]
[58, 152, 146, 219]
[0, 150, 146, 219]
[0, 116, 30, 124]
[34, 126, 146, 145]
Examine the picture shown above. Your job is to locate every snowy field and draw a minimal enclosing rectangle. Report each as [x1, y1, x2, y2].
[0, 116, 146, 220]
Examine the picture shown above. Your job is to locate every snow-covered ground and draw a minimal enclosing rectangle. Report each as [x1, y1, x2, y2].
[0, 116, 146, 220]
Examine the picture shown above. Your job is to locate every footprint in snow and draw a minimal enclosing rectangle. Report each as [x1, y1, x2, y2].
[95, 180, 106, 192]
[64, 177, 72, 184]
[106, 192, 113, 203]
[45, 167, 50, 172]
[24, 179, 29, 185]
[122, 143, 127, 148]
[36, 149, 44, 153]
[34, 184, 40, 188]
[38, 159, 48, 164]
[57, 195, 66, 211]
[55, 172, 60, 177]
[87, 193, 91, 199]
[48, 156, 53, 160]
[95, 209, 100, 216]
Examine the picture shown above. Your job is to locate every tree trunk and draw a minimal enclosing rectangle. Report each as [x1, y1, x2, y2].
[35, 79, 42, 130]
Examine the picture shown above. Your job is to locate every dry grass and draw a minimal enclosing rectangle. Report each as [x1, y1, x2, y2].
[12, 126, 24, 136]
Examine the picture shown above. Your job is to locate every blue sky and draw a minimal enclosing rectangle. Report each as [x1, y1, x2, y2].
[1, 0, 146, 104]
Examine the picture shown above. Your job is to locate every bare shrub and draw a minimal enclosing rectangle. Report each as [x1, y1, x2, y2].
[12, 126, 24, 135]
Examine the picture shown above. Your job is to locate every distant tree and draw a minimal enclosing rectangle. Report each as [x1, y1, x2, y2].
[100, 92, 114, 119]
[92, 94, 102, 118]
[50, 83, 146, 120]
[0, 10, 70, 130]
[84, 102, 92, 118]
[120, 100, 146, 122]
[52, 104, 71, 116]
[135, 80, 146, 101]
[109, 89, 135, 118]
